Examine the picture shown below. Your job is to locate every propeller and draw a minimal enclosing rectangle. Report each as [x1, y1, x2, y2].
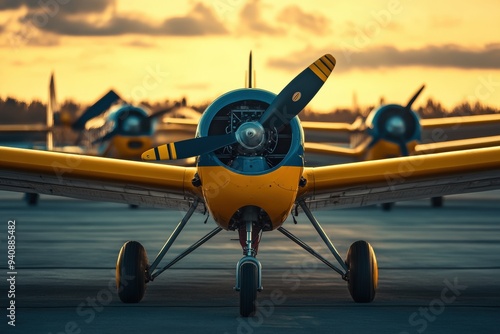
[142, 54, 336, 161]
[91, 102, 183, 145]
[405, 84, 425, 111]
[367, 84, 425, 156]
[72, 90, 122, 130]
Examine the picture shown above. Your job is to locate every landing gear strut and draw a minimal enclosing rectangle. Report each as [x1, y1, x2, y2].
[115, 199, 223, 303]
[278, 201, 378, 303]
[234, 208, 263, 317]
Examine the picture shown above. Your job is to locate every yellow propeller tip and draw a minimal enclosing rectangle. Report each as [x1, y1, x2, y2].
[141, 149, 156, 161]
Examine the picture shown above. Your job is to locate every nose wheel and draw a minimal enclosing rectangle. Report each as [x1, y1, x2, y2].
[235, 211, 263, 317]
[239, 262, 258, 317]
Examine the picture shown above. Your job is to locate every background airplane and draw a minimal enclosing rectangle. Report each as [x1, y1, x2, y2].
[304, 85, 500, 209]
[2, 54, 500, 318]
[0, 73, 197, 204]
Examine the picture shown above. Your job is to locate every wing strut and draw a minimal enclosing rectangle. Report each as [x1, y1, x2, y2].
[147, 199, 199, 279]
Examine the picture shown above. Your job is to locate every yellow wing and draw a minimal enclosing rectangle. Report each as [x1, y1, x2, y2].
[302, 117, 364, 144]
[298, 146, 500, 210]
[421, 114, 500, 142]
[0, 146, 203, 211]
[155, 117, 198, 132]
[0, 124, 49, 132]
[415, 135, 500, 154]
[303, 137, 373, 166]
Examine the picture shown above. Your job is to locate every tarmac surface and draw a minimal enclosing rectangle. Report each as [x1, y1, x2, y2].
[1, 190, 499, 333]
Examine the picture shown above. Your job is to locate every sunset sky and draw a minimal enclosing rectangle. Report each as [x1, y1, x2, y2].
[0, 0, 499, 112]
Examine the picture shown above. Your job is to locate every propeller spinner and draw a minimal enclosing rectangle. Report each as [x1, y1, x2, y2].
[142, 54, 336, 161]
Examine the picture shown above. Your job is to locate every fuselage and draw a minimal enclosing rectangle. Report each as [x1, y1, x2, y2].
[362, 103, 421, 160]
[85, 104, 155, 160]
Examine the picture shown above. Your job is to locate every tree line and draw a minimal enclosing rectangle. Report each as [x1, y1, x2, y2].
[0, 96, 498, 125]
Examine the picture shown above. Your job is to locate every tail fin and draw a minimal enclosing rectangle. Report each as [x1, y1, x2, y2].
[46, 72, 57, 150]
[245, 51, 256, 88]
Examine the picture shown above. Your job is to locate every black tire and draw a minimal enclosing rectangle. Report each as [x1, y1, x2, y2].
[116, 241, 149, 303]
[345, 240, 378, 303]
[381, 203, 393, 211]
[240, 262, 257, 317]
[431, 197, 443, 208]
[25, 193, 39, 206]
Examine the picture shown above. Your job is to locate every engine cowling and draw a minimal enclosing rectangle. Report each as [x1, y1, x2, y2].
[196, 88, 304, 173]
[365, 104, 421, 146]
[195, 88, 305, 231]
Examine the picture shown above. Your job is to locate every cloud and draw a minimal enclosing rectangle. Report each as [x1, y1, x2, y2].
[19, 2, 227, 36]
[268, 44, 500, 72]
[0, 0, 113, 14]
[238, 0, 283, 35]
[276, 5, 330, 34]
[343, 44, 500, 70]
[0, 0, 25, 10]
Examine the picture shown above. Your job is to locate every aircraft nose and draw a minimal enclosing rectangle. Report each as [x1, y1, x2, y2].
[385, 116, 406, 136]
[123, 116, 142, 133]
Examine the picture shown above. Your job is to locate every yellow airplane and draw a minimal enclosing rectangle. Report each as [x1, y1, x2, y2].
[2, 54, 500, 318]
[303, 85, 500, 208]
[0, 73, 192, 159]
[0, 74, 195, 204]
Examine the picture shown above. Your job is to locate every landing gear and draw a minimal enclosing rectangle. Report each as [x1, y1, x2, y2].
[278, 201, 378, 304]
[431, 196, 443, 208]
[239, 262, 258, 317]
[235, 207, 263, 317]
[115, 199, 223, 304]
[381, 202, 393, 211]
[346, 240, 378, 303]
[116, 241, 148, 303]
[24, 193, 39, 206]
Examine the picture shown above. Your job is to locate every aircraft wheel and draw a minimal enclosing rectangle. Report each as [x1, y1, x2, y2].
[345, 240, 378, 303]
[431, 197, 443, 208]
[116, 241, 149, 303]
[381, 203, 393, 211]
[240, 262, 257, 317]
[25, 193, 39, 206]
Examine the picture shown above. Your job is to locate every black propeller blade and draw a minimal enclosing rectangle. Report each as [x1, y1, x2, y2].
[72, 90, 121, 130]
[142, 133, 236, 160]
[91, 129, 118, 145]
[259, 54, 335, 131]
[142, 54, 336, 161]
[405, 84, 425, 110]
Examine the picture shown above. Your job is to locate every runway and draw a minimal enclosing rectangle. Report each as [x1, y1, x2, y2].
[1, 190, 499, 333]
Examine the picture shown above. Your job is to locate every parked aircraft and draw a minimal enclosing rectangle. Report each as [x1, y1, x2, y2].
[304, 85, 500, 209]
[2, 54, 500, 317]
[0, 74, 195, 204]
